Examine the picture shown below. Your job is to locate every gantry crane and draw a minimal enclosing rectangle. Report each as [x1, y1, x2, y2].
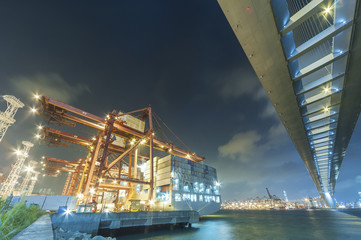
[34, 95, 204, 209]
[0, 141, 34, 198]
[266, 188, 273, 200]
[27, 171, 40, 196]
[19, 160, 38, 195]
[0, 95, 24, 143]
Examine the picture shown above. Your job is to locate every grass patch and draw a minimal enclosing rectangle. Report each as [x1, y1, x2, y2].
[0, 198, 45, 239]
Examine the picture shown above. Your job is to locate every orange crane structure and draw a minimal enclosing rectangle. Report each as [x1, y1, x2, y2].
[34, 95, 204, 209]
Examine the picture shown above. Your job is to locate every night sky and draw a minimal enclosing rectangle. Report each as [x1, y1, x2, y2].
[0, 1, 360, 202]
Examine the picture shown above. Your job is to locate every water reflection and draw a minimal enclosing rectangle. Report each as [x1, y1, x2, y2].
[118, 209, 361, 240]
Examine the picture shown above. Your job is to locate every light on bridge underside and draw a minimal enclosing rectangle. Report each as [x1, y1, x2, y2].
[324, 7, 332, 14]
[323, 87, 331, 94]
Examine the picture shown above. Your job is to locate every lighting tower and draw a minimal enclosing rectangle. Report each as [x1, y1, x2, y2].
[19, 160, 37, 195]
[0, 95, 24, 142]
[27, 171, 39, 196]
[0, 141, 34, 198]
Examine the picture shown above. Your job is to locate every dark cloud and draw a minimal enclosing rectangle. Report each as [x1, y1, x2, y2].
[355, 176, 361, 184]
[218, 130, 261, 160]
[9, 73, 90, 103]
[217, 67, 259, 99]
[215, 120, 313, 200]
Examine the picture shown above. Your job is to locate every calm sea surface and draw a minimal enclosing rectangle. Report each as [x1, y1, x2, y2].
[118, 209, 361, 240]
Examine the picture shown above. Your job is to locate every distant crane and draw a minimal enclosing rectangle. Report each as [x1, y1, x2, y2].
[26, 171, 40, 196]
[0, 95, 24, 142]
[266, 187, 273, 199]
[266, 187, 281, 200]
[19, 160, 38, 195]
[0, 141, 34, 198]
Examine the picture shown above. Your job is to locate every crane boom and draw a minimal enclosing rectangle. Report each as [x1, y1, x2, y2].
[266, 187, 273, 200]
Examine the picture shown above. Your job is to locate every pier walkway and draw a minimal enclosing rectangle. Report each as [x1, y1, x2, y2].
[13, 214, 54, 240]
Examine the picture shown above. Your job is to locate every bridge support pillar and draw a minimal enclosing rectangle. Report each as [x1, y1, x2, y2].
[321, 192, 335, 208]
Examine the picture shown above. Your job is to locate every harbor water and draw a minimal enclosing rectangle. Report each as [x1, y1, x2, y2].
[118, 209, 361, 240]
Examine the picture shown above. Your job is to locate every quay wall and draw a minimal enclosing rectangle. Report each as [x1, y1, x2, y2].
[51, 210, 199, 236]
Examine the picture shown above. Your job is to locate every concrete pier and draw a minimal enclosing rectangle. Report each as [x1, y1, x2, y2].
[13, 214, 54, 240]
[51, 210, 199, 236]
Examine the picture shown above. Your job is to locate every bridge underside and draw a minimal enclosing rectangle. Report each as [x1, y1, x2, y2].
[218, 0, 361, 207]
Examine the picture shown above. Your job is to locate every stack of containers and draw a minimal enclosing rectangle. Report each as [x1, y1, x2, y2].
[142, 154, 221, 215]
[118, 111, 145, 133]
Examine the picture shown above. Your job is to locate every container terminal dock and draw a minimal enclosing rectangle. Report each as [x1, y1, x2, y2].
[0, 94, 221, 238]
